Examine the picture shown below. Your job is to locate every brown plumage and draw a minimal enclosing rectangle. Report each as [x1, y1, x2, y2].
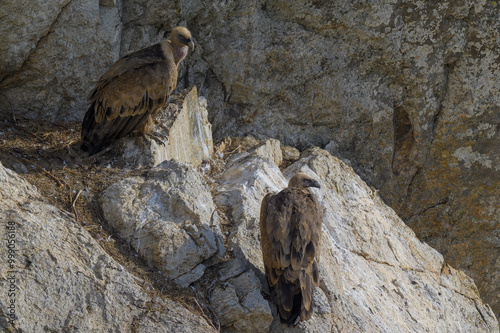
[80, 26, 194, 155]
[260, 173, 322, 325]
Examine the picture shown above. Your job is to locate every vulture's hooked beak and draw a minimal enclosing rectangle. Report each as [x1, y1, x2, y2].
[310, 180, 321, 189]
[187, 39, 195, 52]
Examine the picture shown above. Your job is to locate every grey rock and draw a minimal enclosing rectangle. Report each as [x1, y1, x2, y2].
[215, 154, 286, 269]
[281, 145, 301, 162]
[0, 0, 121, 120]
[101, 159, 224, 286]
[0, 161, 216, 332]
[2, 0, 500, 323]
[211, 285, 245, 328]
[190, 2, 500, 315]
[219, 259, 248, 282]
[249, 139, 282, 167]
[210, 269, 273, 333]
[226, 138, 283, 168]
[174, 263, 206, 288]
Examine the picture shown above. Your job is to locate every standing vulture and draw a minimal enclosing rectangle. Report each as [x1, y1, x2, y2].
[80, 26, 194, 155]
[260, 173, 322, 325]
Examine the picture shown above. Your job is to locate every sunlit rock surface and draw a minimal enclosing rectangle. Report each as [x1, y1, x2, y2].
[1, 0, 500, 327]
[101, 159, 224, 287]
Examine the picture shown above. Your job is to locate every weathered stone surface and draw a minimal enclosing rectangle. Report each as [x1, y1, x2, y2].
[101, 159, 224, 287]
[121, 87, 214, 167]
[226, 138, 283, 169]
[0, 161, 216, 332]
[215, 154, 286, 269]
[214, 147, 499, 332]
[211, 268, 273, 333]
[247, 139, 282, 167]
[0, 0, 121, 120]
[281, 145, 301, 162]
[285, 148, 499, 332]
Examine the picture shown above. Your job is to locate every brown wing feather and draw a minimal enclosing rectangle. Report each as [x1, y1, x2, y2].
[81, 44, 177, 155]
[88, 44, 168, 101]
[260, 188, 322, 324]
[90, 61, 176, 122]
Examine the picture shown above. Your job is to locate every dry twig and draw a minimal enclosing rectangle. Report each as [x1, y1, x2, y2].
[84, 145, 113, 161]
[23, 157, 66, 187]
[194, 298, 220, 332]
[72, 189, 83, 223]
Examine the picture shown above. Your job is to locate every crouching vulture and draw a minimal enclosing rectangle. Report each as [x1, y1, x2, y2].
[81, 26, 194, 155]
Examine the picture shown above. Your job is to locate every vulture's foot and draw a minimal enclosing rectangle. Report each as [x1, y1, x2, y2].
[157, 123, 170, 133]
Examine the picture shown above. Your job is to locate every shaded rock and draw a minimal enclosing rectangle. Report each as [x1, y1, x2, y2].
[213, 146, 499, 332]
[0, 0, 121, 120]
[0, 161, 215, 332]
[218, 258, 248, 282]
[211, 268, 272, 333]
[211, 285, 244, 328]
[121, 86, 214, 167]
[189, 2, 500, 316]
[101, 159, 224, 287]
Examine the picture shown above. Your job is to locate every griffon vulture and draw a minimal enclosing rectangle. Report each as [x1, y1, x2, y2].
[260, 173, 322, 325]
[80, 26, 194, 155]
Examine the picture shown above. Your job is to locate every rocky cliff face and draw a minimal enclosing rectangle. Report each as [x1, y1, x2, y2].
[1, 0, 499, 325]
[0, 131, 498, 331]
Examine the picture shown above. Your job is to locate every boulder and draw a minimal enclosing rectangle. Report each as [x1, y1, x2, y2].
[191, 2, 500, 316]
[101, 159, 224, 287]
[211, 265, 273, 333]
[0, 0, 121, 120]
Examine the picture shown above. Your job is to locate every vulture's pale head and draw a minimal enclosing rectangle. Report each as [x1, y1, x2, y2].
[288, 173, 321, 189]
[168, 26, 194, 65]
[170, 26, 195, 52]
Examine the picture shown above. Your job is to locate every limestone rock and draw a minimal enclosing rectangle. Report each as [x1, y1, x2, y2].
[250, 139, 282, 167]
[226, 138, 282, 168]
[281, 145, 300, 161]
[101, 159, 224, 287]
[211, 266, 273, 333]
[214, 146, 499, 332]
[0, 161, 215, 332]
[121, 86, 214, 167]
[190, 2, 500, 316]
[215, 154, 286, 269]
